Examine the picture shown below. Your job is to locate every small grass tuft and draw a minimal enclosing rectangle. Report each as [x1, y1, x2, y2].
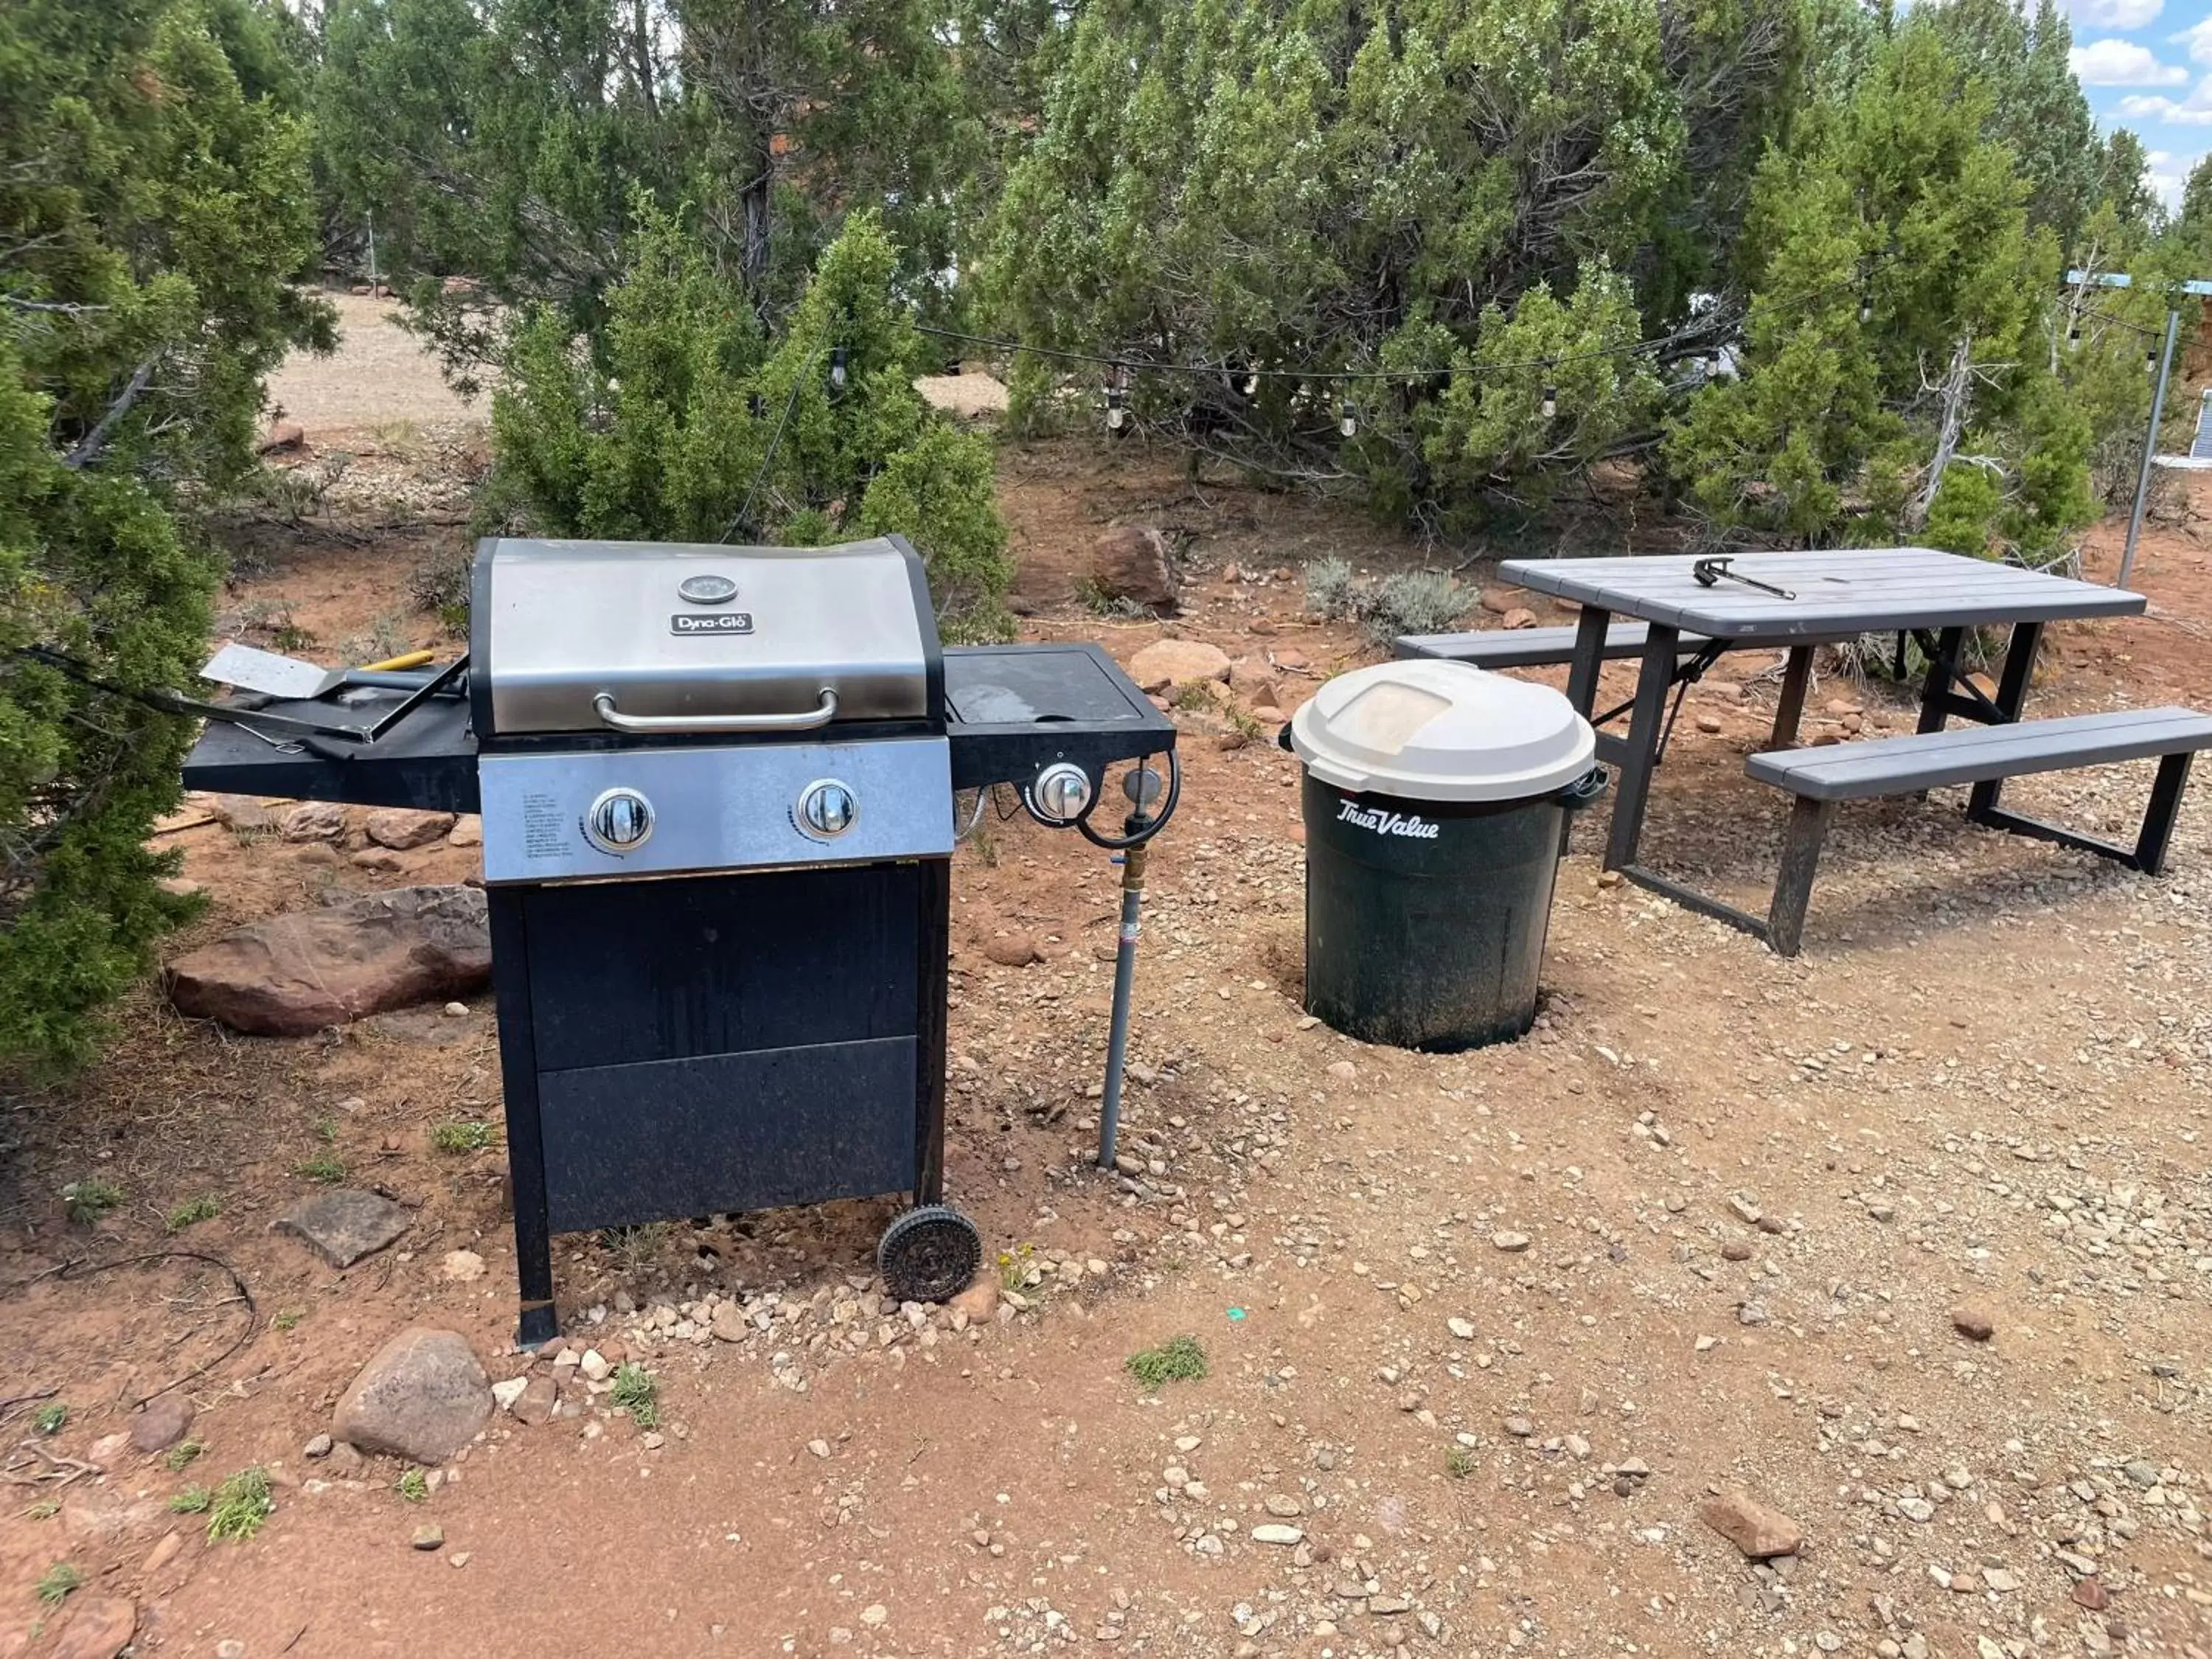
[60, 1179, 122, 1223]
[21, 1498, 59, 1521]
[165, 1439, 204, 1472]
[313, 1116, 338, 1144]
[294, 1154, 347, 1184]
[206, 1467, 273, 1542]
[168, 1485, 211, 1514]
[32, 1402, 66, 1436]
[1170, 679, 1217, 713]
[996, 1242, 1034, 1293]
[431, 1120, 495, 1154]
[1445, 1445, 1478, 1479]
[1125, 1335, 1208, 1390]
[1304, 556, 1356, 619]
[395, 1467, 429, 1503]
[35, 1562, 79, 1604]
[272, 1309, 303, 1332]
[610, 1363, 660, 1429]
[166, 1195, 221, 1232]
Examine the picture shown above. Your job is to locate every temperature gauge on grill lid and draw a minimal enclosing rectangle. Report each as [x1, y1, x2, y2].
[796, 779, 858, 840]
[583, 787, 655, 855]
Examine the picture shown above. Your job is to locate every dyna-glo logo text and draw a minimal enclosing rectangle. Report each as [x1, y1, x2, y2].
[1336, 800, 1439, 839]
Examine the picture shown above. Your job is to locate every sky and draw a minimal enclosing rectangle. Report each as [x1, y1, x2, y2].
[2062, 0, 2212, 212]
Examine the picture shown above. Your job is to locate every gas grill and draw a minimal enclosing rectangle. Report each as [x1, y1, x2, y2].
[183, 535, 1177, 1343]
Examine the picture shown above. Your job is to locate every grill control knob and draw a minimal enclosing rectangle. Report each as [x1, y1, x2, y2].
[1024, 762, 1093, 826]
[797, 779, 857, 839]
[583, 787, 655, 855]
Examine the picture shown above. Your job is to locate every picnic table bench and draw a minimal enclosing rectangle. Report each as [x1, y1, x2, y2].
[1422, 549, 2202, 953]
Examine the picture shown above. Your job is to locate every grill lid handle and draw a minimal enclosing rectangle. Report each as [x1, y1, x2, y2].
[590, 688, 840, 734]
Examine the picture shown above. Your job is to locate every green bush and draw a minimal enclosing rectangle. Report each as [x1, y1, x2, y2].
[491, 204, 1011, 640]
[0, 0, 329, 1070]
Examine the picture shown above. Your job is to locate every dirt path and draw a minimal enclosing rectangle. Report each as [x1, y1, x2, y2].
[4, 378, 2212, 1658]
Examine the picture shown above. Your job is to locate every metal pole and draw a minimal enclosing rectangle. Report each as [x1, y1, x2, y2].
[2121, 307, 2181, 590]
[367, 212, 379, 286]
[1096, 845, 1147, 1171]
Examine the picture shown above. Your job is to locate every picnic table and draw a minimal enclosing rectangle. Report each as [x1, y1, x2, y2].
[1494, 547, 2150, 932]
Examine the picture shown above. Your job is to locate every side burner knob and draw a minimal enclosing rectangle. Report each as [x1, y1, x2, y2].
[1024, 762, 1093, 827]
[584, 787, 655, 855]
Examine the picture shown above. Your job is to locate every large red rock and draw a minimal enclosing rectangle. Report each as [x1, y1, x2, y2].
[164, 885, 490, 1036]
[1088, 526, 1178, 613]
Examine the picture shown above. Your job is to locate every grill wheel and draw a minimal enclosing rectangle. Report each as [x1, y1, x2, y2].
[877, 1204, 984, 1305]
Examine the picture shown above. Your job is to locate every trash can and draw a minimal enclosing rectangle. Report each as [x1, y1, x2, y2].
[1287, 658, 1604, 1051]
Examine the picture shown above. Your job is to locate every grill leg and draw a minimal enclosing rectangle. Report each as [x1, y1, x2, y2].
[914, 857, 950, 1206]
[2134, 752, 2194, 875]
[1767, 796, 1834, 959]
[490, 890, 559, 1348]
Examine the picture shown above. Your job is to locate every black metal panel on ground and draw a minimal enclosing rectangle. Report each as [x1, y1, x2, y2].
[944, 643, 1175, 790]
[518, 866, 922, 1072]
[537, 1036, 919, 1233]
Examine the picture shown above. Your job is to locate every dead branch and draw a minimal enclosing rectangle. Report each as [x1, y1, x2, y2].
[63, 355, 157, 470]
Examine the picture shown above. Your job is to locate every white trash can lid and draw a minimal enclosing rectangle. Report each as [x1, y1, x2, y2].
[1288, 658, 1596, 802]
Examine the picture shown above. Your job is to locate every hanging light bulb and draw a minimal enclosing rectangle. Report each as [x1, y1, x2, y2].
[1106, 375, 1127, 434]
[2066, 319, 2082, 350]
[748, 392, 766, 420]
[1859, 296, 1873, 325]
[1242, 372, 1259, 397]
[1540, 384, 1558, 420]
[1339, 398, 1359, 439]
[829, 347, 849, 392]
[2146, 346, 2159, 374]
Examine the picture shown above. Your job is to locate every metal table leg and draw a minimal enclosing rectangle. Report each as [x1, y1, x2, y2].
[1916, 627, 1966, 734]
[1603, 622, 1680, 871]
[1967, 621, 2042, 822]
[1564, 606, 1611, 718]
[1770, 646, 1815, 749]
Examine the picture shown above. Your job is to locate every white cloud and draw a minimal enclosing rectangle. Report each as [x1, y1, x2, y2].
[2177, 18, 2212, 65]
[2072, 38, 2190, 86]
[2062, 0, 2163, 27]
[2118, 74, 2212, 123]
[2144, 147, 2205, 211]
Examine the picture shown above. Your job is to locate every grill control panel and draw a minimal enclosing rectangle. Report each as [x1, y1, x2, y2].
[479, 737, 951, 885]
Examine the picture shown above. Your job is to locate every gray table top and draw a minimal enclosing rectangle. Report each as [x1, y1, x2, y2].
[1497, 548, 2146, 640]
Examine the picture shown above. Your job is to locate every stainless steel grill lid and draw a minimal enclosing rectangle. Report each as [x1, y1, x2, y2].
[481, 537, 933, 736]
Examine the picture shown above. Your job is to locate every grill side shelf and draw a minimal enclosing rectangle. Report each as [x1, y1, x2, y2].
[944, 642, 1175, 792]
[180, 694, 481, 813]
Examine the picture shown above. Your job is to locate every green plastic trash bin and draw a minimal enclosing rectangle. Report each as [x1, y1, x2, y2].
[1287, 658, 1603, 1051]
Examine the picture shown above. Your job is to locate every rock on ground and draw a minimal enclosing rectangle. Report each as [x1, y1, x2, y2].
[273, 1189, 411, 1268]
[1697, 1492, 1803, 1559]
[984, 933, 1041, 967]
[49, 1598, 136, 1659]
[511, 1375, 559, 1425]
[1127, 639, 1231, 694]
[1088, 526, 1178, 613]
[333, 1326, 493, 1464]
[127, 1393, 195, 1453]
[279, 800, 347, 842]
[164, 884, 491, 1035]
[1950, 1301, 1996, 1341]
[364, 808, 457, 850]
